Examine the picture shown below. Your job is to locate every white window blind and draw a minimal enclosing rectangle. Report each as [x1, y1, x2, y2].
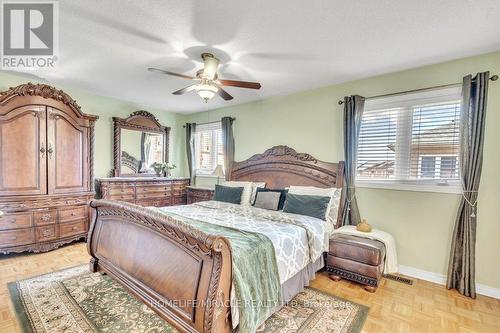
[356, 86, 462, 193]
[194, 122, 224, 175]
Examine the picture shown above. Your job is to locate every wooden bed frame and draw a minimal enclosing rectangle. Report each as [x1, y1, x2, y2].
[87, 145, 344, 333]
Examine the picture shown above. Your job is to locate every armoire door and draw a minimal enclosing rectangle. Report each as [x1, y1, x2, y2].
[47, 107, 89, 194]
[0, 105, 47, 196]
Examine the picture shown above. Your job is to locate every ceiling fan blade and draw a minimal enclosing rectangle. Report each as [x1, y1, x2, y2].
[218, 79, 261, 90]
[148, 67, 194, 80]
[172, 85, 197, 95]
[217, 86, 234, 101]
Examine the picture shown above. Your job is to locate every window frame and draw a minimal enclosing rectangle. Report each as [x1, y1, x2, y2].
[355, 86, 463, 194]
[194, 123, 224, 176]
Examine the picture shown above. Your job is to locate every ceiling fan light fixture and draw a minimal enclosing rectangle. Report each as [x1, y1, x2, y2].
[195, 82, 218, 102]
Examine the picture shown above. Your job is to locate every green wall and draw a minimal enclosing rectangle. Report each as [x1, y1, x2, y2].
[185, 51, 500, 289]
[2, 51, 498, 290]
[0, 72, 186, 178]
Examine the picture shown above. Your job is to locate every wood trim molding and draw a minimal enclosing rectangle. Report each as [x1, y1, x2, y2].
[112, 111, 170, 177]
[0, 82, 97, 121]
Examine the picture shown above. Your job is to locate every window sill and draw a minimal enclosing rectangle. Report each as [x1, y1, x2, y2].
[195, 174, 219, 178]
[355, 181, 461, 194]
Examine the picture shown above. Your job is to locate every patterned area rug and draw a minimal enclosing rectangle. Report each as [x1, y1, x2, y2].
[9, 265, 368, 333]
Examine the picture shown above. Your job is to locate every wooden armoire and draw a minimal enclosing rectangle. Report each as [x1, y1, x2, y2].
[0, 83, 98, 254]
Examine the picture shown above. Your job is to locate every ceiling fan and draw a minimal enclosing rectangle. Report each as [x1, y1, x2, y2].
[148, 53, 261, 102]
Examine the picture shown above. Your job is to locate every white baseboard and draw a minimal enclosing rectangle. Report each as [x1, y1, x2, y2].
[398, 265, 500, 300]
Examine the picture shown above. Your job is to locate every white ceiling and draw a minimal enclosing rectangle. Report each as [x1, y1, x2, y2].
[7, 0, 500, 113]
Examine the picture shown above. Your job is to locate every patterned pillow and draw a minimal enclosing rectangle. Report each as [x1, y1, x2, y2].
[253, 191, 282, 210]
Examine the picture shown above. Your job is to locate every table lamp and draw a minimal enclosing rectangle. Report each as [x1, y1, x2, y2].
[212, 165, 225, 185]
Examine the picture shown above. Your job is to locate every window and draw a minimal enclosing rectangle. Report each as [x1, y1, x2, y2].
[194, 122, 224, 175]
[356, 86, 462, 193]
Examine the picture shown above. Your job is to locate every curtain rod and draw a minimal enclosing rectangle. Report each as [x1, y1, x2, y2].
[337, 74, 498, 105]
[182, 117, 236, 128]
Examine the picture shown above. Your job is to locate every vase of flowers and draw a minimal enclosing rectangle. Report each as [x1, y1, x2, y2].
[150, 162, 177, 177]
[164, 163, 176, 177]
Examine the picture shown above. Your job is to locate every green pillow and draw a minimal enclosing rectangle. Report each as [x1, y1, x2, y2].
[283, 193, 330, 220]
[213, 185, 244, 204]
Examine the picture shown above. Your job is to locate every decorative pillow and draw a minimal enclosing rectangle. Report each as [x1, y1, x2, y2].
[283, 193, 331, 220]
[253, 191, 282, 210]
[254, 188, 288, 209]
[213, 185, 244, 204]
[221, 181, 254, 205]
[251, 182, 266, 204]
[327, 188, 342, 225]
[288, 186, 337, 221]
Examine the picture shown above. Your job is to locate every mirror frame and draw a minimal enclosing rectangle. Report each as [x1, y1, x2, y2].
[112, 110, 170, 177]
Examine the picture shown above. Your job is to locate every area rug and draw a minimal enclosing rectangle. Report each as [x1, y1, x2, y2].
[8, 265, 368, 333]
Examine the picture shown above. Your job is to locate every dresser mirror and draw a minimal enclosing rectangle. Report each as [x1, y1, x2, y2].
[113, 111, 170, 177]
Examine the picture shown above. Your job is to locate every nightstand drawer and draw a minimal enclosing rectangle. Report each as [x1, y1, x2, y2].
[187, 187, 214, 204]
[0, 212, 33, 230]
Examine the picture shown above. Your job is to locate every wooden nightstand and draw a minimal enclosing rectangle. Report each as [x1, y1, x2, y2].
[187, 186, 214, 204]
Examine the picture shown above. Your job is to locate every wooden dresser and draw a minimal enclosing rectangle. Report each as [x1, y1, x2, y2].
[187, 186, 214, 204]
[0, 83, 98, 254]
[98, 177, 190, 207]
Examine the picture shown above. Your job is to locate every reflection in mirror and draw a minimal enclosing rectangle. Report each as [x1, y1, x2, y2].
[120, 129, 164, 175]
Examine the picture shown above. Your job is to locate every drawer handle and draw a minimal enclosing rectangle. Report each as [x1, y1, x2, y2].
[71, 212, 76, 216]
[40, 214, 51, 222]
[42, 229, 52, 237]
[9, 219, 16, 223]
[10, 236, 17, 241]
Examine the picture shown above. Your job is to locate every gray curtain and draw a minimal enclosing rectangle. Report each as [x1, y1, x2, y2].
[185, 123, 196, 185]
[446, 72, 490, 299]
[341, 95, 365, 226]
[221, 117, 235, 180]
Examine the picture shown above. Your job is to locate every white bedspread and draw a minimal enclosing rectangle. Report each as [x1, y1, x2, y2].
[332, 225, 398, 273]
[159, 200, 329, 283]
[157, 201, 329, 329]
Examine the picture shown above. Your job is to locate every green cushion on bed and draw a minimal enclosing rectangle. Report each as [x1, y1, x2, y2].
[213, 185, 244, 204]
[283, 193, 330, 220]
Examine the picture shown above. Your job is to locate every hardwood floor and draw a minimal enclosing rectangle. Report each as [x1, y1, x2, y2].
[1, 243, 499, 333]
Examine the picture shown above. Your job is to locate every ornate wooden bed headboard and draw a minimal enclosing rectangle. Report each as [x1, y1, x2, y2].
[231, 145, 345, 227]
[231, 145, 344, 189]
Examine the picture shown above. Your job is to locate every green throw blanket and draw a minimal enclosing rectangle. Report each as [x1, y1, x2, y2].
[157, 210, 282, 333]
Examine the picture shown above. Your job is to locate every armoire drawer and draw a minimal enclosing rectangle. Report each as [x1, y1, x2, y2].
[36, 225, 59, 242]
[60, 220, 87, 238]
[0, 228, 35, 247]
[0, 212, 33, 230]
[59, 206, 87, 222]
[34, 209, 57, 226]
